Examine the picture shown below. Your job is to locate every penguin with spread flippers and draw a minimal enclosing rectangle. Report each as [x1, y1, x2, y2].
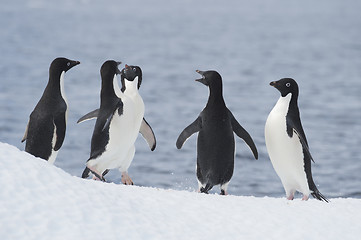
[82, 62, 153, 184]
[265, 78, 328, 202]
[77, 65, 156, 152]
[176, 70, 258, 195]
[22, 57, 80, 163]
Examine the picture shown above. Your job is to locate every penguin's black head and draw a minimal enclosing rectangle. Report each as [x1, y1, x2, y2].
[50, 57, 80, 74]
[195, 70, 222, 87]
[270, 78, 299, 97]
[121, 64, 142, 89]
[100, 60, 122, 82]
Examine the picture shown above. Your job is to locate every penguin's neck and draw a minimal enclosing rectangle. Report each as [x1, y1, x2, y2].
[113, 74, 124, 98]
[207, 84, 225, 107]
[286, 93, 300, 117]
[45, 71, 64, 100]
[101, 74, 118, 104]
[59, 71, 67, 104]
[273, 93, 293, 115]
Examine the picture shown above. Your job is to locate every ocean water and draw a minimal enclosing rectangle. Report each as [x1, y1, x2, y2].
[1, 0, 360, 198]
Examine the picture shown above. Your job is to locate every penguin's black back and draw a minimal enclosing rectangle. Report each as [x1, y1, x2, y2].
[26, 110, 58, 159]
[197, 105, 235, 187]
[196, 71, 235, 188]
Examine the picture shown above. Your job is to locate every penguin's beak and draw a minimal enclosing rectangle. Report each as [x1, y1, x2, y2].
[195, 70, 208, 86]
[70, 60, 80, 68]
[196, 70, 205, 75]
[270, 81, 277, 87]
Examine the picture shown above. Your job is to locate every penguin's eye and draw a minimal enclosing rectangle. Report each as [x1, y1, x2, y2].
[67, 62, 70, 67]
[286, 83, 291, 87]
[133, 67, 137, 72]
[202, 75, 205, 79]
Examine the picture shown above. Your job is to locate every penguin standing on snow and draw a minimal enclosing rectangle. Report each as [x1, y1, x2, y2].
[176, 70, 258, 195]
[82, 62, 154, 184]
[77, 65, 156, 153]
[22, 57, 80, 163]
[265, 78, 328, 202]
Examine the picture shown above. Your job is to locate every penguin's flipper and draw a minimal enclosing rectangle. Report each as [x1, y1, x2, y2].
[176, 116, 202, 149]
[230, 112, 258, 160]
[53, 113, 66, 151]
[140, 118, 156, 151]
[102, 112, 115, 132]
[286, 118, 314, 163]
[77, 109, 99, 123]
[21, 120, 29, 142]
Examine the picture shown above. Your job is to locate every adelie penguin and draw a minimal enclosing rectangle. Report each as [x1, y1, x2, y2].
[81, 61, 155, 184]
[77, 65, 156, 154]
[265, 78, 328, 202]
[176, 70, 258, 195]
[21, 57, 80, 163]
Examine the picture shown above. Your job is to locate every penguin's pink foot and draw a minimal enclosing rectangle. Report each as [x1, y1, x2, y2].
[302, 195, 309, 201]
[287, 194, 294, 200]
[121, 172, 134, 185]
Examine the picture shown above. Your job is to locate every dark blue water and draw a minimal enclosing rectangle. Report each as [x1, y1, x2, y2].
[1, 0, 360, 198]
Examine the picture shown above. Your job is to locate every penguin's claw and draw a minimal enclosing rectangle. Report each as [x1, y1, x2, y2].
[121, 172, 134, 185]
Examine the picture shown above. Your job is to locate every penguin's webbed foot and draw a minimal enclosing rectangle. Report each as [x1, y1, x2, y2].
[302, 195, 309, 201]
[220, 189, 228, 195]
[121, 172, 134, 185]
[287, 194, 294, 200]
[199, 187, 209, 194]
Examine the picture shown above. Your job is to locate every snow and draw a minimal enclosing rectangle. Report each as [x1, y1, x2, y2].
[0, 142, 360, 240]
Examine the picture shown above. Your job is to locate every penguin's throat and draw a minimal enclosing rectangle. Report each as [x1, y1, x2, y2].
[113, 74, 123, 97]
[124, 77, 139, 96]
[274, 93, 292, 114]
[207, 86, 224, 105]
[59, 71, 67, 104]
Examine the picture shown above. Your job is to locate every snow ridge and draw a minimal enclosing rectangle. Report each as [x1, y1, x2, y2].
[0, 142, 360, 240]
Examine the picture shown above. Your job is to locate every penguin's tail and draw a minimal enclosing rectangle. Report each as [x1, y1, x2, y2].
[200, 183, 213, 194]
[82, 167, 90, 178]
[82, 166, 107, 182]
[311, 189, 329, 203]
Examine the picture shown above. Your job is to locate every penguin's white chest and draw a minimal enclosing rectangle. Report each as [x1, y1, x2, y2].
[103, 80, 144, 169]
[265, 94, 309, 194]
[108, 97, 142, 147]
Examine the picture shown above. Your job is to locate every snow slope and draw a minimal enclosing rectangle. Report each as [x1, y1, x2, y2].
[0, 142, 360, 240]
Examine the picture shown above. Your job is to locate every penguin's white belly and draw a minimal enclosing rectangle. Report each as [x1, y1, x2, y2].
[100, 96, 144, 171]
[265, 95, 309, 195]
